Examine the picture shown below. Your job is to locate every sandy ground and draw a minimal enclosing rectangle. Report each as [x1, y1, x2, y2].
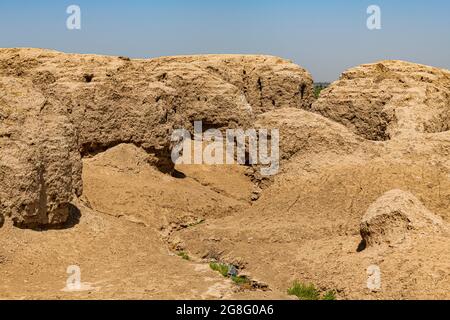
[0, 145, 285, 300]
[1, 143, 448, 300]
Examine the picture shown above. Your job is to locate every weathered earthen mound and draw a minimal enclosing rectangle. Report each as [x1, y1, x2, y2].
[82, 143, 250, 229]
[255, 107, 365, 162]
[0, 48, 314, 228]
[1, 50, 450, 300]
[360, 189, 447, 248]
[312, 61, 450, 141]
[0, 77, 82, 227]
[163, 55, 315, 114]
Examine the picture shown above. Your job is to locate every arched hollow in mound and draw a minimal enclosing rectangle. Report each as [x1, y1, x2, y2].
[360, 189, 448, 248]
[312, 61, 450, 141]
[0, 49, 314, 228]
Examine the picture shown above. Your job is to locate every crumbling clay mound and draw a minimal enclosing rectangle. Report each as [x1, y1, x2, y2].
[312, 61, 450, 140]
[0, 51, 449, 300]
[168, 61, 449, 300]
[254, 107, 365, 162]
[0, 77, 82, 228]
[0, 48, 313, 227]
[360, 189, 448, 248]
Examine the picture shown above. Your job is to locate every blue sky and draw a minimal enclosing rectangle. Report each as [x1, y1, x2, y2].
[0, 0, 449, 81]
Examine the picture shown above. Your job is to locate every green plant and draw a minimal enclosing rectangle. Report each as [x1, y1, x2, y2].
[287, 281, 320, 300]
[177, 251, 190, 261]
[313, 83, 330, 99]
[209, 262, 229, 277]
[231, 275, 251, 286]
[209, 262, 255, 289]
[322, 290, 337, 300]
[314, 86, 323, 99]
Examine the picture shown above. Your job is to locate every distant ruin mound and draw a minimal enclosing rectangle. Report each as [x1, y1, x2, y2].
[312, 61, 450, 141]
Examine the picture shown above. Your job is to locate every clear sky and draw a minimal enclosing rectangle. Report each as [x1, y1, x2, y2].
[0, 0, 449, 82]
